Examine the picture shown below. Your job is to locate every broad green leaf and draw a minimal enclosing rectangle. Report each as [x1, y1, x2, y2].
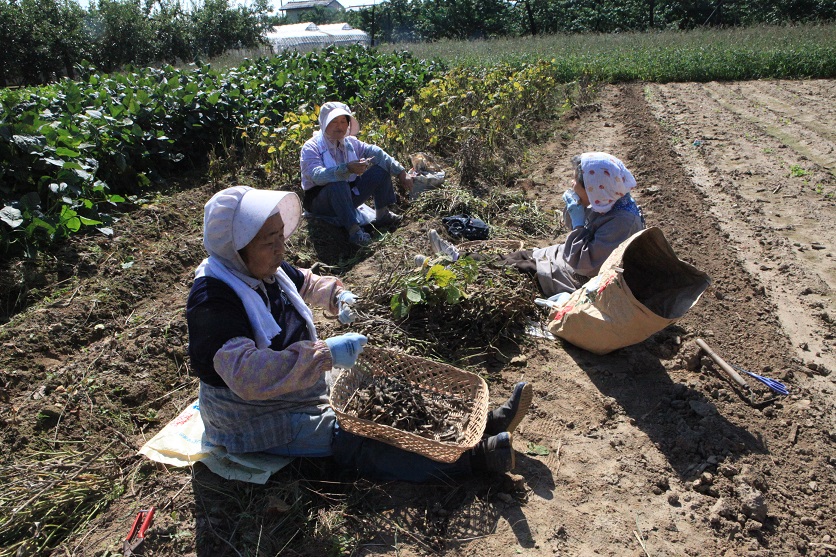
[20, 192, 41, 209]
[30, 217, 56, 234]
[55, 147, 80, 158]
[0, 206, 23, 228]
[390, 294, 409, 319]
[426, 265, 455, 287]
[444, 285, 462, 304]
[44, 157, 65, 167]
[13, 135, 46, 154]
[63, 216, 81, 232]
[526, 442, 550, 456]
[405, 286, 423, 303]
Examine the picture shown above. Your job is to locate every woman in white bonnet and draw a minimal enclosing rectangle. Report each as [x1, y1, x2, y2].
[428, 152, 646, 296]
[187, 186, 533, 481]
[300, 101, 413, 247]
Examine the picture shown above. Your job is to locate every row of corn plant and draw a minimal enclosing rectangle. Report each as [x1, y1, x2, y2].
[389, 23, 836, 79]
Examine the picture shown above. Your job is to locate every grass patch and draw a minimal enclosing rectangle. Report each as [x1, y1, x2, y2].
[0, 443, 125, 557]
[388, 23, 836, 82]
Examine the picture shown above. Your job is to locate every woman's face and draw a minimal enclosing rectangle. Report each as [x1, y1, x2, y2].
[240, 212, 285, 280]
[572, 178, 590, 207]
[324, 115, 350, 142]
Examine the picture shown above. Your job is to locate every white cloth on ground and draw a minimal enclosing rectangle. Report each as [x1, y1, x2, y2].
[138, 399, 293, 484]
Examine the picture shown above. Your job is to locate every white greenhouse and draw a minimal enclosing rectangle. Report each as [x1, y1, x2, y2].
[265, 22, 371, 53]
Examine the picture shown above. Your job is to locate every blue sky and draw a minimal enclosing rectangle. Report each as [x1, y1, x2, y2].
[268, 0, 377, 11]
[74, 0, 377, 11]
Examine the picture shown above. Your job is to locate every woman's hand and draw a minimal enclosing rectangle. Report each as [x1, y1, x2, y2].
[325, 333, 368, 368]
[347, 158, 371, 175]
[336, 290, 358, 324]
[563, 189, 586, 229]
[398, 170, 414, 193]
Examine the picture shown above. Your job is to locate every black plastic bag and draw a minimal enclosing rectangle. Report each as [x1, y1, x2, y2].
[441, 215, 490, 240]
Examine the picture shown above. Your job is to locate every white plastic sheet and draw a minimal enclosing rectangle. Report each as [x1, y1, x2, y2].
[139, 399, 292, 485]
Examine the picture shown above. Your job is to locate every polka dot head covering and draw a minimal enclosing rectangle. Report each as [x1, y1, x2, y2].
[580, 152, 637, 214]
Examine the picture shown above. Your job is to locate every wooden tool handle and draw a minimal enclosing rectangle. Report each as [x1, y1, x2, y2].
[695, 338, 748, 389]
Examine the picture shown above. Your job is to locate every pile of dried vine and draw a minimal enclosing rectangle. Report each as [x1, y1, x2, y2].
[344, 376, 469, 443]
[320, 183, 557, 363]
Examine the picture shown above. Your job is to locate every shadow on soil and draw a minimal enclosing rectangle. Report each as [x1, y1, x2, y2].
[562, 330, 767, 480]
[189, 447, 554, 555]
[292, 216, 401, 274]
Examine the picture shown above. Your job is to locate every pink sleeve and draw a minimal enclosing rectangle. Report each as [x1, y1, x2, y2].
[213, 336, 333, 401]
[298, 268, 344, 316]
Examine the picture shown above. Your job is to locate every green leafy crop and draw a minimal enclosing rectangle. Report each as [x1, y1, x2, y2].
[390, 257, 480, 319]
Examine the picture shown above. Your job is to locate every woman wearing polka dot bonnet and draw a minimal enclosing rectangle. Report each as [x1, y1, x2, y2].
[427, 152, 646, 298]
[537, 151, 646, 295]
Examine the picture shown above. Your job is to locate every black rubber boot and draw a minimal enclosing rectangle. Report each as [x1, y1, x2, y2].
[470, 432, 515, 473]
[485, 382, 533, 436]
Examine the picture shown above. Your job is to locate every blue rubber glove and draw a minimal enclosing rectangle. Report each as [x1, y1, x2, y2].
[325, 333, 368, 368]
[336, 290, 358, 324]
[562, 190, 586, 229]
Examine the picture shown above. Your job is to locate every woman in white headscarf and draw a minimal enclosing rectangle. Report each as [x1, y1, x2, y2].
[187, 185, 365, 458]
[187, 186, 531, 481]
[300, 101, 414, 247]
[427, 152, 645, 296]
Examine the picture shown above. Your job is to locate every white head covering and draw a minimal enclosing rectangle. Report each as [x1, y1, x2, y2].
[319, 101, 360, 136]
[202, 186, 302, 273]
[579, 152, 637, 214]
[197, 186, 316, 347]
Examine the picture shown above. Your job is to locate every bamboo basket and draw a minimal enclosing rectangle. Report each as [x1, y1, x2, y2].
[329, 346, 489, 463]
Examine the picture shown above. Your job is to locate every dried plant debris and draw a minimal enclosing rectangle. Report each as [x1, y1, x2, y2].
[344, 376, 470, 443]
[353, 256, 540, 362]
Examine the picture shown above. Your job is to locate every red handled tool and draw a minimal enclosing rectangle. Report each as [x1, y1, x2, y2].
[123, 507, 154, 556]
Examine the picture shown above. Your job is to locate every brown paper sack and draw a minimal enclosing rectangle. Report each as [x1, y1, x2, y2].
[547, 227, 710, 355]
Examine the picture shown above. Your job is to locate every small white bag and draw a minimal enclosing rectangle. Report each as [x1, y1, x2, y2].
[409, 170, 446, 200]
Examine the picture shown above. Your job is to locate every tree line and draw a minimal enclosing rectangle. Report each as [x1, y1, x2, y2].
[2, 0, 835, 86]
[0, 0, 273, 85]
[347, 0, 836, 44]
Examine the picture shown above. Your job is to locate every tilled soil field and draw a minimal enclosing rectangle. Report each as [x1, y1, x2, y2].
[1, 80, 834, 557]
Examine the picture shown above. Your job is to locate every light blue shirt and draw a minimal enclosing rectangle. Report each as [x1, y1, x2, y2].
[300, 133, 405, 191]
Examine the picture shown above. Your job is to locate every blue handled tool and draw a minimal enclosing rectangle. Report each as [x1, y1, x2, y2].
[696, 338, 789, 399]
[731, 364, 789, 396]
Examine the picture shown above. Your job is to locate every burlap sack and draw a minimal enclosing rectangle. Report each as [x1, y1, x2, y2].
[546, 227, 710, 355]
